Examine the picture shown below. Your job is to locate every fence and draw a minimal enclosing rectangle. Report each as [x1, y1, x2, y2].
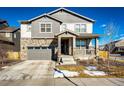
[7, 52, 20, 60]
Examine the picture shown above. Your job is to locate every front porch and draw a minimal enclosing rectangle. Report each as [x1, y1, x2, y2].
[55, 30, 100, 62]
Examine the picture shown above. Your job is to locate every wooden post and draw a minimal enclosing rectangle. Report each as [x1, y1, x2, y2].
[58, 37, 61, 61]
[73, 36, 76, 55]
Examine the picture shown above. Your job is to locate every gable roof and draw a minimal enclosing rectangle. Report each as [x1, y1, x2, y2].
[0, 27, 20, 33]
[20, 14, 62, 23]
[55, 29, 79, 37]
[48, 8, 95, 23]
[20, 8, 95, 23]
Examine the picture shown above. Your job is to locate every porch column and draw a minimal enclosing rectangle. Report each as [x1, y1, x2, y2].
[73, 36, 76, 55]
[95, 38, 99, 56]
[73, 36, 76, 48]
[58, 37, 61, 58]
[69, 38, 72, 55]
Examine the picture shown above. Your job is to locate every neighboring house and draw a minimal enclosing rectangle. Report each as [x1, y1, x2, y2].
[0, 19, 20, 52]
[103, 39, 124, 55]
[20, 8, 100, 61]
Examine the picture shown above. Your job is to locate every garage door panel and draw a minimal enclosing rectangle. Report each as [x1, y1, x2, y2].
[27, 47, 51, 60]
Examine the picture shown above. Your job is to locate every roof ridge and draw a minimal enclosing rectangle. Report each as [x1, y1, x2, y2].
[20, 7, 95, 23]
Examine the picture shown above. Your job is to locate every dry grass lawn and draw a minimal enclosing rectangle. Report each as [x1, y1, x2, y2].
[56, 64, 124, 78]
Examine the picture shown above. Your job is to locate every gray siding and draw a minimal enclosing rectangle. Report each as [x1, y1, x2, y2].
[50, 11, 91, 23]
[31, 17, 60, 38]
[0, 33, 13, 41]
[12, 30, 20, 52]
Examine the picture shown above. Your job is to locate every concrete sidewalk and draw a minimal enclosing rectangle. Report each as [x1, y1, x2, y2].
[54, 78, 124, 86]
[0, 78, 124, 86]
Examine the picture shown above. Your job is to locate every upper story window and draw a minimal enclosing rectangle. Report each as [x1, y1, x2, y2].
[5, 33, 10, 37]
[40, 23, 52, 33]
[75, 24, 86, 33]
[62, 24, 67, 31]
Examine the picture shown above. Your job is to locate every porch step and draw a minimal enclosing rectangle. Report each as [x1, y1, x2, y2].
[60, 55, 76, 65]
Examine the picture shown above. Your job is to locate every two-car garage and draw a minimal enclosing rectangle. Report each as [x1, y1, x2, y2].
[27, 46, 52, 60]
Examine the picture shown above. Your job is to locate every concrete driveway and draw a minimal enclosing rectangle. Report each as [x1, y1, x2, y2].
[0, 60, 55, 86]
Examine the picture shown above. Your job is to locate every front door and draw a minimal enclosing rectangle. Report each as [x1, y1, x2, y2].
[61, 38, 69, 55]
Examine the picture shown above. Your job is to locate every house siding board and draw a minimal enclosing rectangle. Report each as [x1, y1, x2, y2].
[0, 33, 13, 42]
[50, 11, 92, 23]
[31, 17, 60, 38]
[12, 30, 20, 52]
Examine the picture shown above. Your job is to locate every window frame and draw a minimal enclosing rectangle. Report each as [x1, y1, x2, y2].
[5, 33, 11, 37]
[76, 39, 86, 48]
[39, 22, 52, 33]
[62, 24, 67, 31]
[75, 24, 86, 33]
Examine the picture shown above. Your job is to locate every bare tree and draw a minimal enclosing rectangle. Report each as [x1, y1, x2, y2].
[103, 22, 119, 73]
[0, 34, 11, 65]
[0, 45, 8, 65]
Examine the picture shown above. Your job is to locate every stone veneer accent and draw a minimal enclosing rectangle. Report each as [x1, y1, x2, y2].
[20, 38, 57, 60]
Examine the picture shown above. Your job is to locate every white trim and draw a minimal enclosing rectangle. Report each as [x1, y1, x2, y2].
[39, 22, 52, 33]
[14, 33, 16, 38]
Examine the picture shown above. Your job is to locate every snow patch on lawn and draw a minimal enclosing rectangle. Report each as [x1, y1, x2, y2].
[1, 66, 9, 69]
[86, 66, 97, 71]
[84, 70, 107, 76]
[54, 70, 79, 78]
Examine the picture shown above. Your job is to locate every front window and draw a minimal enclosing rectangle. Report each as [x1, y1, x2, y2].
[76, 39, 85, 48]
[62, 24, 67, 31]
[75, 24, 86, 33]
[5, 33, 10, 37]
[40, 23, 52, 32]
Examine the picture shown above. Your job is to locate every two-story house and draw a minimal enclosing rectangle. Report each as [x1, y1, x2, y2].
[0, 19, 20, 52]
[20, 8, 99, 61]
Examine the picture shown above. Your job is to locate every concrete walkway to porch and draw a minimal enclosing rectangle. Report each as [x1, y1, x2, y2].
[61, 55, 76, 65]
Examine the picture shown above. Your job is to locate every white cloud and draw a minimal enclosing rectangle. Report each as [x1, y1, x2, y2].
[100, 24, 106, 28]
[120, 37, 124, 40]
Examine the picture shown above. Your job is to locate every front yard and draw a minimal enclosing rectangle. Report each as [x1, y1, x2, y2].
[55, 59, 124, 78]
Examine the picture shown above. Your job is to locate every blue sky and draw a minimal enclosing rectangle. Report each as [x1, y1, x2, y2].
[0, 7, 124, 45]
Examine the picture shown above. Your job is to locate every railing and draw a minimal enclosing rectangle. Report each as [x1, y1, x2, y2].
[73, 48, 95, 56]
